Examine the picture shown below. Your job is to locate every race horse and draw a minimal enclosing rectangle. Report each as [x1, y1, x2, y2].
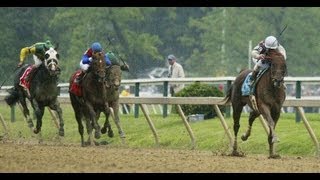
[5, 47, 64, 137]
[69, 52, 109, 146]
[99, 62, 126, 141]
[223, 49, 287, 158]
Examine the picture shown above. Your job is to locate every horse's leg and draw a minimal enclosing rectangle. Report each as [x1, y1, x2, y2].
[70, 94, 85, 146]
[259, 104, 280, 159]
[101, 103, 113, 137]
[231, 103, 243, 156]
[84, 118, 94, 146]
[107, 111, 114, 138]
[76, 113, 85, 147]
[32, 100, 44, 134]
[85, 103, 101, 139]
[241, 111, 259, 141]
[19, 95, 34, 128]
[101, 110, 114, 137]
[110, 102, 125, 139]
[48, 101, 64, 137]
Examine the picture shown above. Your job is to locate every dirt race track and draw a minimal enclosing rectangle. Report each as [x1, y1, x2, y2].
[1, 141, 320, 173]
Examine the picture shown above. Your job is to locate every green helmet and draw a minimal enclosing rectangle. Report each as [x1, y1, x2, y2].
[44, 40, 53, 49]
[106, 52, 119, 65]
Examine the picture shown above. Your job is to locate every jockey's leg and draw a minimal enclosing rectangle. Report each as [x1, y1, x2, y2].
[250, 61, 261, 86]
[76, 62, 89, 84]
[26, 56, 42, 82]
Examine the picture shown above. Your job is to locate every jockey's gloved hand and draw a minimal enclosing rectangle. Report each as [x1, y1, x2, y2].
[257, 54, 265, 60]
[17, 62, 24, 67]
[120, 63, 129, 71]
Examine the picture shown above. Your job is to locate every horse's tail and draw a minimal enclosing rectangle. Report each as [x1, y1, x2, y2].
[221, 84, 233, 105]
[5, 88, 20, 106]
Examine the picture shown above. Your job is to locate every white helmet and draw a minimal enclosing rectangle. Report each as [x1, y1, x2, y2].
[264, 36, 278, 49]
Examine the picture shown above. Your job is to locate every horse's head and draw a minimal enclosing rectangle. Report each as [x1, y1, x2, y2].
[266, 49, 287, 88]
[44, 47, 60, 76]
[106, 64, 122, 90]
[90, 52, 106, 82]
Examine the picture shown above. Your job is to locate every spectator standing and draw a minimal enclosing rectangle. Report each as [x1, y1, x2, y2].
[167, 54, 185, 96]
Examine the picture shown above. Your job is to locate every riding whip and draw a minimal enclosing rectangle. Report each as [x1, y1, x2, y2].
[106, 36, 127, 66]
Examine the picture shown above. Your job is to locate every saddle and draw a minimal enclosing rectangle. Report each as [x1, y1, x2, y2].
[241, 67, 269, 97]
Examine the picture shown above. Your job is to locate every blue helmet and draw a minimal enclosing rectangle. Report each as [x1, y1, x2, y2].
[91, 42, 102, 52]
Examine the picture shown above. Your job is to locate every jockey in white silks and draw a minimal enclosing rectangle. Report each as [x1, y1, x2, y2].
[250, 35, 287, 85]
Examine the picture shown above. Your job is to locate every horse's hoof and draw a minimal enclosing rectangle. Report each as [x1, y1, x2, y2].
[108, 130, 114, 138]
[231, 150, 245, 157]
[241, 134, 248, 141]
[268, 154, 281, 159]
[33, 128, 40, 134]
[101, 127, 107, 134]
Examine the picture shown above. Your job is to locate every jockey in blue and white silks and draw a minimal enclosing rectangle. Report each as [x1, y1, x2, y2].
[75, 42, 111, 84]
[79, 42, 111, 71]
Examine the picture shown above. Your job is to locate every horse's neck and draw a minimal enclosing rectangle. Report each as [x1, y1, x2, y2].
[260, 69, 284, 92]
[35, 67, 58, 85]
[106, 86, 119, 101]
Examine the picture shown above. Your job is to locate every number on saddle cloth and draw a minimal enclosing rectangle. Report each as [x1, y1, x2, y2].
[241, 67, 269, 96]
[241, 72, 252, 96]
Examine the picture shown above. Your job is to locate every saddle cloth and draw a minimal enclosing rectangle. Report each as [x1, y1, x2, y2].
[241, 67, 269, 96]
[241, 72, 252, 96]
[69, 70, 82, 97]
[19, 66, 33, 89]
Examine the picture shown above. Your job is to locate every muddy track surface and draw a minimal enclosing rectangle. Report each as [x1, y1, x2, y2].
[0, 141, 320, 173]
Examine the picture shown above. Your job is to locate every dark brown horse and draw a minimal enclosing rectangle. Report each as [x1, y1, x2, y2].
[69, 52, 109, 146]
[224, 49, 287, 158]
[99, 63, 126, 141]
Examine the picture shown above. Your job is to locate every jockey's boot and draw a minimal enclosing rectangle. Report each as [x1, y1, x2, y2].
[25, 65, 37, 83]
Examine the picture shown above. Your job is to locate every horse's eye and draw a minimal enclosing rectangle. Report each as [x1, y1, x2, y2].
[45, 53, 50, 59]
[56, 54, 60, 59]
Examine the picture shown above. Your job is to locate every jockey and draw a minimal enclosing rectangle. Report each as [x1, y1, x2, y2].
[75, 42, 111, 83]
[105, 51, 130, 71]
[18, 40, 54, 82]
[250, 35, 287, 85]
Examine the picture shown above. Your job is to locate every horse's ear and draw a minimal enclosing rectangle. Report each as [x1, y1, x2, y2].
[54, 43, 59, 51]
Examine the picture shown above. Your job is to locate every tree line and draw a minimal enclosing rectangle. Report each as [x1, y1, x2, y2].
[1, 7, 319, 85]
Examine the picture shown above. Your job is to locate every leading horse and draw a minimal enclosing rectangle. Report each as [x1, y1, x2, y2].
[5, 47, 64, 137]
[69, 52, 109, 146]
[223, 49, 287, 158]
